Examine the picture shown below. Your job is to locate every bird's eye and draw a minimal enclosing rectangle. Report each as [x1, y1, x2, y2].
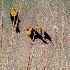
[13, 9, 16, 10]
[27, 29, 29, 31]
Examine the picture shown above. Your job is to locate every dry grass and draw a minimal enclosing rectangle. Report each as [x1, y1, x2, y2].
[0, 0, 70, 70]
[2, 0, 24, 70]
[26, 45, 34, 70]
[40, 45, 47, 70]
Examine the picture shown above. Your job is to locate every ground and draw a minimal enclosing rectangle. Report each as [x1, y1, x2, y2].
[0, 0, 70, 70]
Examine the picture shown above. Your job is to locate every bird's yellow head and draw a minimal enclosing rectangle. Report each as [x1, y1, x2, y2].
[11, 8, 18, 17]
[26, 27, 32, 36]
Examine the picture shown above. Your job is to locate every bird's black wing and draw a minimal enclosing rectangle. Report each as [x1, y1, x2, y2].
[44, 31, 52, 42]
[35, 31, 48, 44]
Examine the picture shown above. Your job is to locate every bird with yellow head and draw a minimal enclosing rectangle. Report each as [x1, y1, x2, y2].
[26, 26, 52, 44]
[11, 8, 18, 17]
[26, 26, 32, 36]
[10, 8, 20, 33]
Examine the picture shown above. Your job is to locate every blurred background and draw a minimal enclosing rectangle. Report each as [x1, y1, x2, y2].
[0, 0, 70, 70]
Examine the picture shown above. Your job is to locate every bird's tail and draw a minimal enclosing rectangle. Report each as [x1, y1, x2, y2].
[44, 31, 52, 42]
[41, 38, 48, 44]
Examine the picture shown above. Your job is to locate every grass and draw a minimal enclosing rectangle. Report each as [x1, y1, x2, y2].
[0, 0, 70, 70]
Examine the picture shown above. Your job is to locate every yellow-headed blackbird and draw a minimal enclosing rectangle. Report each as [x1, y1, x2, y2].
[10, 8, 18, 26]
[26, 26, 52, 44]
[10, 8, 20, 33]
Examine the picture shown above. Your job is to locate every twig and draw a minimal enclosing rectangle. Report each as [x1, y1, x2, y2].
[0, 12, 3, 49]
[1, 35, 2, 49]
[53, 26, 58, 49]
[52, 3, 58, 49]
[2, 0, 4, 11]
[26, 46, 33, 70]
[27, 56, 32, 70]
[52, 3, 58, 24]
[40, 45, 47, 70]
[61, 3, 65, 46]
[19, 0, 24, 14]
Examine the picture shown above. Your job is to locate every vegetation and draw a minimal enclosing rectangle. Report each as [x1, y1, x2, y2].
[0, 0, 70, 70]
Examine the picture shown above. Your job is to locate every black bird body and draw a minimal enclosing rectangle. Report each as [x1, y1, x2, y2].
[30, 29, 48, 44]
[10, 8, 20, 33]
[10, 13, 18, 26]
[26, 27, 52, 44]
